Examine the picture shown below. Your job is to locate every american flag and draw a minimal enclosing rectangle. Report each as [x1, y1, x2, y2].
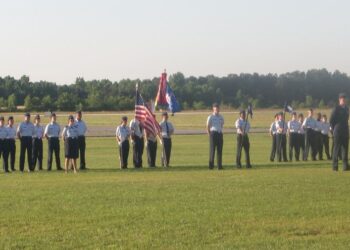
[135, 85, 161, 136]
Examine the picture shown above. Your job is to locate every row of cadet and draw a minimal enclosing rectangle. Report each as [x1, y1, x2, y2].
[270, 109, 332, 162]
[115, 112, 174, 169]
[206, 92, 349, 171]
[0, 111, 87, 173]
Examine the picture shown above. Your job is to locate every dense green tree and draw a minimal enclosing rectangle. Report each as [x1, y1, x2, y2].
[0, 69, 349, 111]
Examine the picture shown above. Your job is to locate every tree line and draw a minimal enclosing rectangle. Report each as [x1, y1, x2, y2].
[0, 69, 349, 112]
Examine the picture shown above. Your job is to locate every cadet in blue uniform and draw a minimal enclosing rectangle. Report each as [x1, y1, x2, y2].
[44, 113, 62, 171]
[75, 111, 87, 170]
[62, 115, 79, 173]
[130, 116, 144, 168]
[235, 110, 251, 168]
[269, 113, 278, 162]
[314, 113, 323, 160]
[116, 116, 130, 169]
[6, 116, 16, 171]
[330, 93, 349, 171]
[297, 113, 305, 159]
[287, 112, 301, 161]
[17, 113, 35, 172]
[302, 109, 317, 161]
[276, 112, 288, 162]
[145, 126, 158, 168]
[206, 103, 224, 169]
[0, 116, 9, 172]
[32, 114, 44, 170]
[320, 114, 331, 160]
[159, 112, 174, 167]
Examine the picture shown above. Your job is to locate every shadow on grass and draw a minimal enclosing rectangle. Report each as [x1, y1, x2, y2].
[86, 160, 332, 173]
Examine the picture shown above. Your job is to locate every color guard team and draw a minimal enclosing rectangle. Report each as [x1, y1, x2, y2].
[0, 93, 348, 172]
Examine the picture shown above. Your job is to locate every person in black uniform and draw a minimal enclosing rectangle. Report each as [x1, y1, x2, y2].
[17, 113, 35, 172]
[116, 116, 130, 169]
[32, 114, 44, 170]
[6, 116, 16, 171]
[330, 93, 349, 171]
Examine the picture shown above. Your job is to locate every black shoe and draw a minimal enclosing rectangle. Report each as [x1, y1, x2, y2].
[247, 165, 252, 168]
[80, 167, 87, 171]
[4, 170, 10, 173]
[236, 165, 242, 169]
[11, 168, 16, 172]
[57, 168, 63, 171]
[218, 167, 224, 170]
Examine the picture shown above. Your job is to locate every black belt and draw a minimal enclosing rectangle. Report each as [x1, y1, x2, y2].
[78, 135, 85, 138]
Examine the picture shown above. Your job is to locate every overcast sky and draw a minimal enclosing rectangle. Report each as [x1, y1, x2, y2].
[0, 0, 349, 84]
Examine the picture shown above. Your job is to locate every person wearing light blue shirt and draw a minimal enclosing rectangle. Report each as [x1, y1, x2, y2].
[206, 103, 224, 169]
[287, 112, 301, 161]
[6, 116, 16, 171]
[235, 110, 251, 168]
[44, 113, 62, 171]
[320, 114, 331, 160]
[0, 116, 9, 172]
[302, 108, 317, 161]
[75, 111, 87, 170]
[62, 115, 79, 173]
[32, 114, 44, 171]
[17, 113, 35, 172]
[116, 116, 130, 169]
[269, 113, 278, 162]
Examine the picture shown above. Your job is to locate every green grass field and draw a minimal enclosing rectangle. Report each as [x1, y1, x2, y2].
[1, 132, 350, 249]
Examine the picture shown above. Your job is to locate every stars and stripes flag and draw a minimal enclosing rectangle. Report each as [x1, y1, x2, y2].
[135, 84, 161, 136]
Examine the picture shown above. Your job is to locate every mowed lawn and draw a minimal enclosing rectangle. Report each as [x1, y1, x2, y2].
[1, 134, 350, 249]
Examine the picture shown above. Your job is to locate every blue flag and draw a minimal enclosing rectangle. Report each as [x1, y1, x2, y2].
[165, 85, 181, 114]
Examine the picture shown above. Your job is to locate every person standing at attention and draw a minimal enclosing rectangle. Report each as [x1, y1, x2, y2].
[206, 103, 224, 170]
[75, 111, 87, 170]
[159, 112, 174, 167]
